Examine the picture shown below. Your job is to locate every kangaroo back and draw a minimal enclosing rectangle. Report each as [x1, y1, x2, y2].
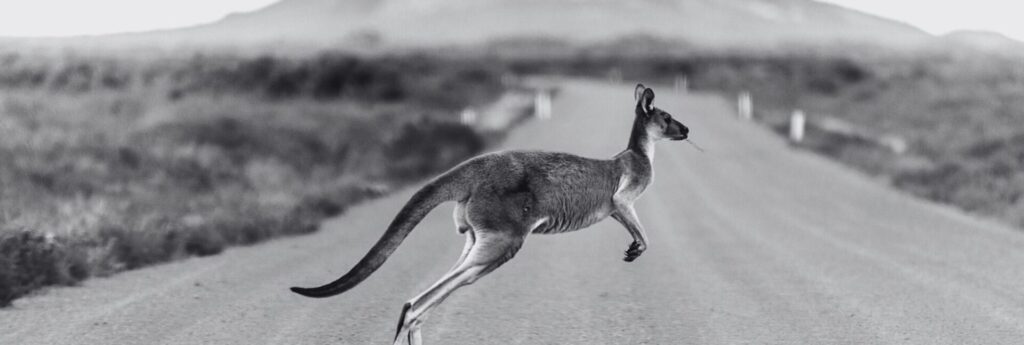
[289, 169, 467, 298]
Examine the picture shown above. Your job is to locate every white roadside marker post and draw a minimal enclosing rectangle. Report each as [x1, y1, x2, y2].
[790, 110, 806, 143]
[460, 108, 478, 125]
[535, 90, 552, 120]
[608, 68, 623, 83]
[674, 75, 688, 93]
[737, 91, 752, 120]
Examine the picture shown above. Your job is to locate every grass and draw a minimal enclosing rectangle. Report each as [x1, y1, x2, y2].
[700, 54, 1024, 228]
[0, 52, 506, 306]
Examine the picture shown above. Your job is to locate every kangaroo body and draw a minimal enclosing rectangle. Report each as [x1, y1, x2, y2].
[290, 85, 689, 345]
[457, 150, 645, 235]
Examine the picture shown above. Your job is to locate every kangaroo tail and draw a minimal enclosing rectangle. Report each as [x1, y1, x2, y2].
[289, 169, 467, 298]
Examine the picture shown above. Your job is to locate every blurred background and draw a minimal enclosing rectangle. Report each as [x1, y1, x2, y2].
[2, 0, 1024, 335]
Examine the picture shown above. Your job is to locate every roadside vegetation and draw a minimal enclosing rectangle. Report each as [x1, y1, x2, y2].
[0, 52, 508, 306]
[501, 52, 1024, 229]
[4, 45, 1019, 306]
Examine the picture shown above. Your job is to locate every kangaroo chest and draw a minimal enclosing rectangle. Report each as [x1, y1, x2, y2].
[613, 150, 653, 205]
[614, 169, 651, 203]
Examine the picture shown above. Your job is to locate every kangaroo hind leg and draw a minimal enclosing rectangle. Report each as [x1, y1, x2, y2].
[450, 229, 476, 271]
[393, 231, 524, 345]
[450, 202, 477, 270]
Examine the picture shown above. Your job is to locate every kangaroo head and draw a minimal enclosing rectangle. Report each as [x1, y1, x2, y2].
[634, 84, 688, 141]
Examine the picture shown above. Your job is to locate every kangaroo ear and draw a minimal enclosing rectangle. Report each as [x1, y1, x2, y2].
[640, 88, 655, 113]
[634, 84, 646, 102]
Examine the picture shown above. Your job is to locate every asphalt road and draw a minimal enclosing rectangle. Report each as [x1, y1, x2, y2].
[4, 80, 1024, 345]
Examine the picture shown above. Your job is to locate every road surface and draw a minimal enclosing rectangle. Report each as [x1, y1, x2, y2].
[4, 80, 1024, 345]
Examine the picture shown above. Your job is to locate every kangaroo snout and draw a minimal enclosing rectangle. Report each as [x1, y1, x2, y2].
[669, 122, 689, 141]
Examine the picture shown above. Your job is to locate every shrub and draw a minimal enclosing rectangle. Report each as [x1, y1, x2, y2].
[0, 231, 89, 306]
[386, 120, 485, 180]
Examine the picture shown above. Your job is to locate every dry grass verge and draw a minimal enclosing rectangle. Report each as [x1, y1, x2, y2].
[0, 52, 504, 306]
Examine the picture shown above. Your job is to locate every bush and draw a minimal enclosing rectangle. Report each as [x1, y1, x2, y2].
[386, 120, 485, 180]
[0, 231, 89, 306]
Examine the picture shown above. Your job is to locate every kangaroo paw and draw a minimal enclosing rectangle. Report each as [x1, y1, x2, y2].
[623, 241, 646, 262]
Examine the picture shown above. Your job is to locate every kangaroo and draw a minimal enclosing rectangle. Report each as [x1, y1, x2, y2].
[290, 84, 689, 345]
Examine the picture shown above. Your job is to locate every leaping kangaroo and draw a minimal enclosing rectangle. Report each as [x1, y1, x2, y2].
[290, 84, 689, 345]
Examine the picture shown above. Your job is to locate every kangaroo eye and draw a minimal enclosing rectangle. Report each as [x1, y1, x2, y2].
[664, 115, 672, 122]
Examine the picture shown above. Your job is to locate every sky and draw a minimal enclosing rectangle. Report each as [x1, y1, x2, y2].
[0, 0, 1022, 41]
[0, 0, 278, 37]
[819, 0, 1024, 40]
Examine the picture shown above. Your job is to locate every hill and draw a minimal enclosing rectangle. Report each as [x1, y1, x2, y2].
[28, 0, 936, 52]
[941, 30, 1024, 55]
